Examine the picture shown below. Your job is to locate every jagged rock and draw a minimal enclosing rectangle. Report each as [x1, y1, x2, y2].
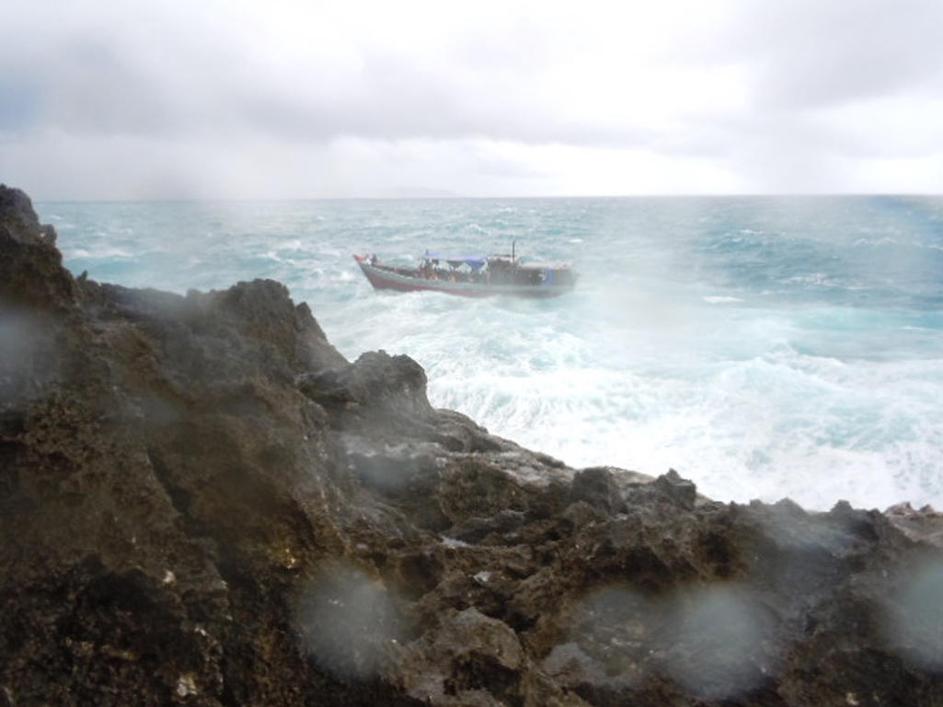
[0, 184, 76, 310]
[0, 185, 46, 245]
[651, 467, 698, 508]
[569, 467, 626, 514]
[1, 184, 942, 706]
[885, 502, 943, 548]
[395, 608, 525, 704]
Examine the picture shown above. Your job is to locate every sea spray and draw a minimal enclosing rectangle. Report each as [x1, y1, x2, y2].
[46, 195, 943, 510]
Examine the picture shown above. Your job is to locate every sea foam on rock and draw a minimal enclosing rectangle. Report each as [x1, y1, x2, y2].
[1, 184, 943, 706]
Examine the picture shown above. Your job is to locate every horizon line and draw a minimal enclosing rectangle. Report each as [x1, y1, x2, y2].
[30, 192, 943, 204]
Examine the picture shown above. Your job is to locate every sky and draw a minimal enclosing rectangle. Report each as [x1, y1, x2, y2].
[1, 0, 942, 199]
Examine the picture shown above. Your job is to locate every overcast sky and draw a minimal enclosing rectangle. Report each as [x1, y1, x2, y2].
[2, 0, 942, 199]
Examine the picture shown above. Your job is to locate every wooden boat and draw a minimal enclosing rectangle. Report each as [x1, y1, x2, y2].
[353, 250, 576, 298]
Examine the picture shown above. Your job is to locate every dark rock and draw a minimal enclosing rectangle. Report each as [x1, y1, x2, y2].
[885, 502, 943, 548]
[0, 185, 77, 310]
[651, 468, 698, 508]
[0, 185, 45, 244]
[1, 185, 942, 706]
[569, 467, 625, 514]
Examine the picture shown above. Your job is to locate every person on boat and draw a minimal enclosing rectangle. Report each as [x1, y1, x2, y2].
[369, 253, 377, 265]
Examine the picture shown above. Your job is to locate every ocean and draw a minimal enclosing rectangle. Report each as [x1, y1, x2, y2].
[40, 196, 943, 511]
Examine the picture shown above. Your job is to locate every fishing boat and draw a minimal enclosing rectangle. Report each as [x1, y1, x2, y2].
[353, 246, 577, 298]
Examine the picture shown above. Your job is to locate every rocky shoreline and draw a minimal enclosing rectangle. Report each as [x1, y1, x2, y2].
[1, 184, 942, 706]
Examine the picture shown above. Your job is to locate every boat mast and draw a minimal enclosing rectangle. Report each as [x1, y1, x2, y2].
[512, 240, 516, 264]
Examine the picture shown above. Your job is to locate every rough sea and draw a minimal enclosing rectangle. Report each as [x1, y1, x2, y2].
[40, 197, 943, 511]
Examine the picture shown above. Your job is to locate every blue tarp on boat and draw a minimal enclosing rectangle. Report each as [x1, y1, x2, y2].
[423, 251, 487, 270]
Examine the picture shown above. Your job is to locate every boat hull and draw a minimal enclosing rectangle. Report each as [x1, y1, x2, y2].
[354, 256, 574, 299]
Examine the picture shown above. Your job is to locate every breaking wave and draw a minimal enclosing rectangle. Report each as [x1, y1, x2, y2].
[45, 195, 943, 510]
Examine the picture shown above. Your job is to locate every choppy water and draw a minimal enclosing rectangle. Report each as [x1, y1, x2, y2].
[40, 196, 943, 511]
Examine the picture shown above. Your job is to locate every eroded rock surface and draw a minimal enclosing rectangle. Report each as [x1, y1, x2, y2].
[2, 184, 943, 706]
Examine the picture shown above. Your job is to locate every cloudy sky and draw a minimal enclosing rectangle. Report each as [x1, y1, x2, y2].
[2, 0, 942, 199]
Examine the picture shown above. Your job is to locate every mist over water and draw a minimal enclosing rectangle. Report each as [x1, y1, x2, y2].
[44, 196, 943, 511]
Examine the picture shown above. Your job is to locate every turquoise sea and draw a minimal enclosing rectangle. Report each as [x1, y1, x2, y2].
[40, 197, 943, 511]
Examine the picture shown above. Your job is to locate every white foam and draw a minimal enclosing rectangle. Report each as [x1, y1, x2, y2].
[66, 246, 134, 259]
[47, 198, 943, 514]
[287, 238, 943, 514]
[703, 296, 744, 304]
[398, 307, 943, 511]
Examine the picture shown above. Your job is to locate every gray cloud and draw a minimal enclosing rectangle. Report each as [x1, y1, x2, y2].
[720, 0, 943, 110]
[4, 34, 656, 150]
[2, 0, 942, 197]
